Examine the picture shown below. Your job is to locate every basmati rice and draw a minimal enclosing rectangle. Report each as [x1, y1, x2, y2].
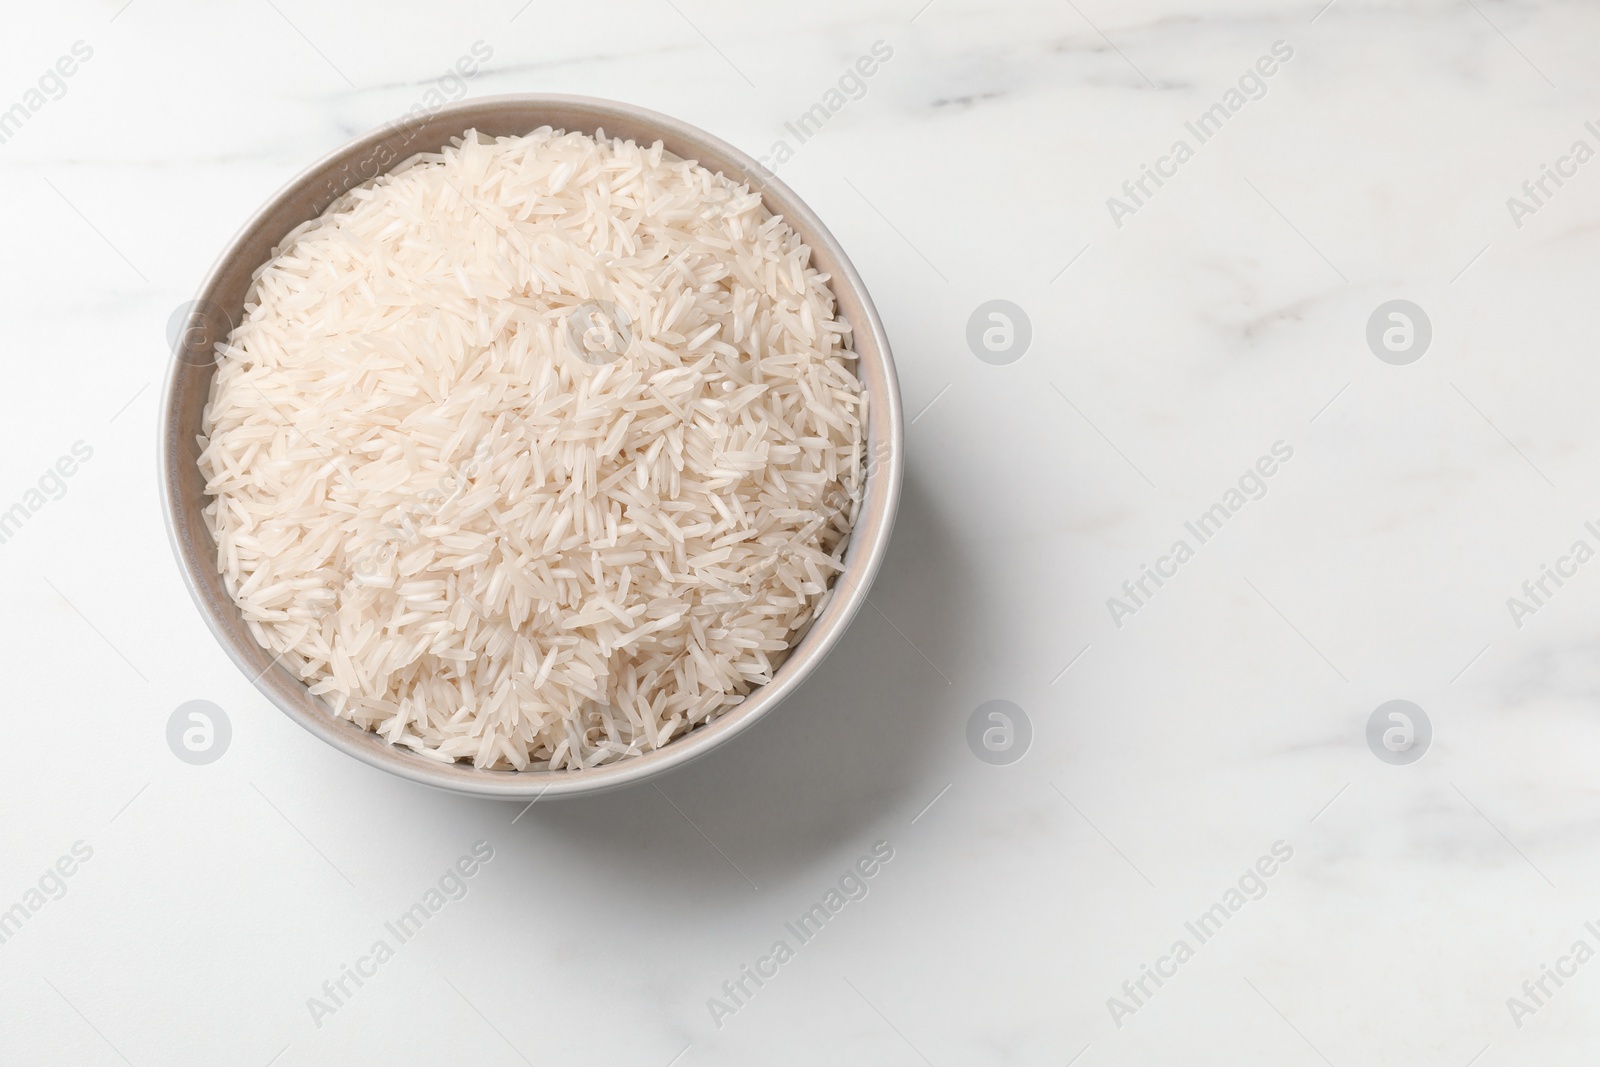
[197, 126, 865, 771]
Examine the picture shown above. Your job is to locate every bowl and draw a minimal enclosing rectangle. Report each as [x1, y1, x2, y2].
[159, 95, 902, 799]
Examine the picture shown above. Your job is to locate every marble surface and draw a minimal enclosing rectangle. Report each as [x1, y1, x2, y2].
[4, 0, 1600, 1062]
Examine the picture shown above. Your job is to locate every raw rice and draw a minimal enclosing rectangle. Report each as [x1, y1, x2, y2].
[197, 127, 865, 770]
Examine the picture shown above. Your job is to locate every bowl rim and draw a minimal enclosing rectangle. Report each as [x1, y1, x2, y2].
[158, 93, 903, 799]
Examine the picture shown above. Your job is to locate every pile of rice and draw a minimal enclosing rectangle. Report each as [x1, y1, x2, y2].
[197, 127, 866, 770]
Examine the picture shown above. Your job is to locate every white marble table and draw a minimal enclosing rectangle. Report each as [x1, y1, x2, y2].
[4, 0, 1600, 1062]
